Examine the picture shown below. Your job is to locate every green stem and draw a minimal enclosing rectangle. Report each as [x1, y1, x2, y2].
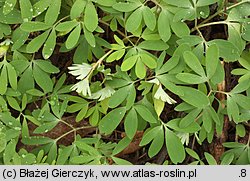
[86, 50, 113, 79]
[191, 21, 229, 32]
[55, 125, 95, 142]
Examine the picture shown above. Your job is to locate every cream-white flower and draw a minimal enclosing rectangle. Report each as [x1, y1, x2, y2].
[154, 85, 177, 104]
[71, 79, 91, 96]
[88, 86, 115, 101]
[68, 63, 92, 80]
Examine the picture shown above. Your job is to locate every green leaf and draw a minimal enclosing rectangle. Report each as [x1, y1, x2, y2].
[0, 133, 6, 153]
[135, 59, 146, 79]
[84, 2, 98, 32]
[165, 128, 185, 164]
[112, 1, 142, 12]
[180, 108, 202, 128]
[65, 24, 81, 49]
[167, 118, 201, 133]
[158, 10, 171, 42]
[183, 51, 206, 77]
[138, 40, 169, 51]
[221, 153, 234, 165]
[6, 96, 21, 111]
[22, 136, 53, 145]
[33, 0, 51, 17]
[148, 127, 164, 158]
[196, 0, 218, 7]
[84, 28, 96, 47]
[227, 95, 239, 121]
[157, 55, 179, 75]
[0, 66, 7, 95]
[34, 60, 59, 74]
[45, 0, 61, 25]
[19, 0, 33, 21]
[3, 0, 17, 15]
[55, 21, 78, 32]
[204, 152, 217, 165]
[89, 108, 99, 126]
[176, 73, 206, 84]
[70, 0, 86, 19]
[163, 0, 192, 7]
[70, 155, 96, 164]
[0, 112, 21, 129]
[75, 141, 100, 155]
[18, 66, 34, 93]
[154, 95, 165, 117]
[33, 64, 53, 93]
[6, 63, 17, 90]
[42, 29, 57, 59]
[236, 124, 246, 137]
[26, 30, 50, 53]
[112, 136, 131, 155]
[121, 55, 138, 71]
[11, 28, 29, 51]
[99, 107, 126, 135]
[26, 89, 44, 97]
[171, 21, 190, 38]
[56, 145, 73, 165]
[186, 148, 200, 160]
[33, 121, 58, 134]
[126, 8, 143, 32]
[106, 49, 125, 63]
[233, 94, 250, 110]
[142, 6, 156, 31]
[140, 126, 162, 146]
[97, 0, 115, 7]
[134, 105, 157, 123]
[124, 108, 138, 139]
[126, 85, 136, 110]
[206, 44, 219, 78]
[179, 86, 210, 108]
[20, 22, 52, 32]
[0, 7, 22, 24]
[208, 40, 240, 62]
[112, 157, 132, 165]
[202, 109, 213, 133]
[46, 142, 57, 164]
[140, 53, 157, 69]
[109, 86, 129, 108]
